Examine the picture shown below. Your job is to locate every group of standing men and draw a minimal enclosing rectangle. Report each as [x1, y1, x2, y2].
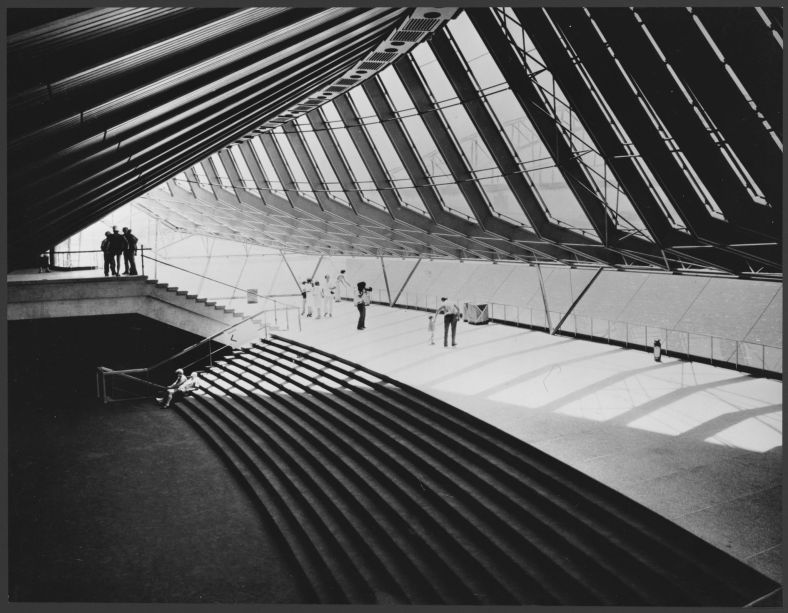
[101, 226, 138, 277]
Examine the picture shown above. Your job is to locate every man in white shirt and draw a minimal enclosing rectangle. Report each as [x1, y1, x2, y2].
[435, 297, 461, 347]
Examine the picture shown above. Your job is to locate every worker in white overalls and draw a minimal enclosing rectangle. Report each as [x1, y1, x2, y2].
[323, 274, 335, 317]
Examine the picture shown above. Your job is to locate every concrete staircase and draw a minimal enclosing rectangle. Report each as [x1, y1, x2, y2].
[7, 275, 281, 346]
[173, 335, 781, 606]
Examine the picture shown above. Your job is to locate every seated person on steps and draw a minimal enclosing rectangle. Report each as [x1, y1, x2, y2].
[158, 370, 200, 408]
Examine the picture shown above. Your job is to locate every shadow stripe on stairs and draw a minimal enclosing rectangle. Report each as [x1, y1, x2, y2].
[198, 370, 439, 604]
[186, 388, 380, 603]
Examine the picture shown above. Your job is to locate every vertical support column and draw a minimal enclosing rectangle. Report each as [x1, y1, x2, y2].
[380, 256, 392, 306]
[551, 267, 604, 335]
[536, 263, 552, 333]
[392, 258, 422, 306]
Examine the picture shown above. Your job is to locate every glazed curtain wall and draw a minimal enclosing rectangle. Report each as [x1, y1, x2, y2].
[146, 6, 780, 276]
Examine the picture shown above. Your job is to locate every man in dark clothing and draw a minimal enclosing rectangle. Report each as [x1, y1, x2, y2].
[435, 296, 461, 347]
[122, 227, 138, 275]
[101, 231, 114, 276]
[107, 226, 127, 277]
[354, 281, 367, 330]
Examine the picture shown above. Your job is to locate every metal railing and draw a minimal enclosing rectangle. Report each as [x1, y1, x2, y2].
[50, 247, 152, 272]
[97, 299, 301, 404]
[377, 292, 781, 378]
[141, 253, 302, 316]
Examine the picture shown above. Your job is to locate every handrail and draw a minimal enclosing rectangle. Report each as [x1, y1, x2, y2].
[51, 248, 153, 255]
[145, 303, 297, 373]
[109, 371, 167, 390]
[142, 254, 296, 312]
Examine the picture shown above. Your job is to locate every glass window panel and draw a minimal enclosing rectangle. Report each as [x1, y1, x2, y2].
[173, 171, 191, 194]
[378, 67, 476, 220]
[378, 66, 416, 112]
[448, 12, 507, 92]
[348, 88, 429, 216]
[210, 153, 234, 191]
[250, 136, 285, 196]
[229, 146, 259, 194]
[412, 46, 533, 228]
[491, 8, 655, 238]
[295, 116, 349, 205]
[320, 101, 386, 209]
[530, 168, 595, 231]
[193, 162, 214, 194]
[272, 127, 316, 202]
[484, 89, 597, 235]
[411, 45, 459, 105]
[434, 182, 473, 220]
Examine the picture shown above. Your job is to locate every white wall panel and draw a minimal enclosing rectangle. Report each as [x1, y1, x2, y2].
[617, 274, 710, 329]
[745, 286, 782, 347]
[542, 267, 599, 314]
[489, 264, 543, 309]
[675, 278, 782, 341]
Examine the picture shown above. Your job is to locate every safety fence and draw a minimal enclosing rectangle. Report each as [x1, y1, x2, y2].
[369, 291, 781, 379]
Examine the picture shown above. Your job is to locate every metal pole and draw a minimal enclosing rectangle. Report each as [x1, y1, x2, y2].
[380, 256, 392, 306]
[535, 263, 552, 333]
[279, 250, 302, 291]
[392, 257, 422, 306]
[310, 255, 324, 283]
[141, 245, 145, 276]
[551, 267, 603, 335]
